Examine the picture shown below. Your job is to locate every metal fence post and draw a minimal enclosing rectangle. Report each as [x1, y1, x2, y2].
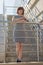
[37, 25, 39, 61]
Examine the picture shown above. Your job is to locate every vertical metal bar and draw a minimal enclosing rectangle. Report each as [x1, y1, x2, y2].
[3, 0, 5, 62]
[3, 0, 6, 63]
[40, 29, 42, 52]
[42, 13, 43, 20]
[37, 26, 39, 61]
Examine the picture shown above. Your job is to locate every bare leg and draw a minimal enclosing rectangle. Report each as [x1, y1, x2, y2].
[16, 42, 23, 61]
[18, 43, 23, 60]
[16, 42, 20, 57]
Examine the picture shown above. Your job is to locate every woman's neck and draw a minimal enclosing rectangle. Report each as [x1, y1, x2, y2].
[18, 14, 24, 17]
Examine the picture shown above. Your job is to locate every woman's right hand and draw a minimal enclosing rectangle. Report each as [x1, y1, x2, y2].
[11, 16, 27, 23]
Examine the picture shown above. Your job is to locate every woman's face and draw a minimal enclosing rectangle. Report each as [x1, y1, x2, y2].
[18, 9, 23, 15]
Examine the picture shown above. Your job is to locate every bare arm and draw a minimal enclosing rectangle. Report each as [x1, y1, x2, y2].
[12, 16, 29, 24]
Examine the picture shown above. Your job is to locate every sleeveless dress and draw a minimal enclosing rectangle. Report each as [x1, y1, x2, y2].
[14, 15, 26, 43]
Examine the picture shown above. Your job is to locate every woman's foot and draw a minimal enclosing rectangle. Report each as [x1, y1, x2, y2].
[17, 59, 21, 62]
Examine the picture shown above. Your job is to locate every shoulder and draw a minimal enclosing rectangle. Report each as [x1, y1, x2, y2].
[15, 15, 23, 18]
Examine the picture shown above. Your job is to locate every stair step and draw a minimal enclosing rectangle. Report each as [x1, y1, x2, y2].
[7, 36, 37, 44]
[6, 51, 37, 57]
[5, 21, 38, 62]
[6, 56, 37, 62]
[6, 46, 37, 51]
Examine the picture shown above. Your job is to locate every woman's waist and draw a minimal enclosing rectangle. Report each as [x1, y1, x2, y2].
[14, 23, 25, 30]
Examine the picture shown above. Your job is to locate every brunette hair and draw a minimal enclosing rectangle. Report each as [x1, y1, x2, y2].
[17, 7, 24, 15]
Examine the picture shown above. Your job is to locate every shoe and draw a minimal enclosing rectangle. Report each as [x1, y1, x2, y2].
[17, 59, 21, 62]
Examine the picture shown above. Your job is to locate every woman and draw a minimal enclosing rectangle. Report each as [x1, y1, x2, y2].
[12, 7, 28, 62]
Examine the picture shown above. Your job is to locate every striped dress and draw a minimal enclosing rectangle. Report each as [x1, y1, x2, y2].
[13, 15, 26, 43]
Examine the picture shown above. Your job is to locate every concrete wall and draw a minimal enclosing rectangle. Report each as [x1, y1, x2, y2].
[36, 0, 43, 12]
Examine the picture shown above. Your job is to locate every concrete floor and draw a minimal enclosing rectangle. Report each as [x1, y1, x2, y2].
[0, 62, 43, 65]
